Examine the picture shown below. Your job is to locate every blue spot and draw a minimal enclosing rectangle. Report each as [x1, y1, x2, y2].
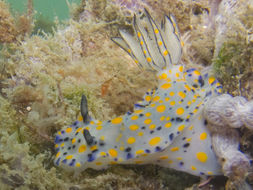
[55, 158, 61, 166]
[54, 135, 61, 143]
[126, 153, 133, 160]
[155, 146, 161, 152]
[61, 130, 65, 134]
[62, 159, 67, 164]
[55, 148, 60, 152]
[135, 103, 145, 108]
[73, 121, 79, 126]
[87, 154, 95, 162]
[145, 149, 150, 153]
[69, 159, 76, 166]
[185, 68, 195, 73]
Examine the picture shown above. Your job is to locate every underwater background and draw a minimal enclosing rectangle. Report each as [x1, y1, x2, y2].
[0, 0, 253, 189]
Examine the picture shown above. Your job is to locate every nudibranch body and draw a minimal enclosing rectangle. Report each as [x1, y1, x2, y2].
[54, 10, 223, 176]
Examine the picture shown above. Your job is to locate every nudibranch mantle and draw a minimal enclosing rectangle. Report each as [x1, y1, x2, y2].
[54, 10, 223, 176]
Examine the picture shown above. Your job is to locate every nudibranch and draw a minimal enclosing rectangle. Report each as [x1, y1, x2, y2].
[54, 10, 224, 176]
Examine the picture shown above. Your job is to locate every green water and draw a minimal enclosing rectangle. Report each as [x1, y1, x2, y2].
[7, 0, 81, 21]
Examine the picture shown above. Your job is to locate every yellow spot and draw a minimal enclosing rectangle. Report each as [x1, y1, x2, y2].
[135, 109, 143, 114]
[186, 138, 192, 142]
[76, 128, 83, 133]
[85, 126, 90, 130]
[151, 103, 156, 107]
[168, 160, 173, 164]
[149, 124, 156, 130]
[137, 32, 141, 37]
[159, 156, 168, 160]
[196, 152, 208, 163]
[179, 65, 184, 72]
[55, 144, 59, 148]
[96, 125, 103, 130]
[109, 149, 118, 157]
[156, 105, 166, 113]
[90, 121, 94, 125]
[78, 115, 83, 121]
[96, 162, 102, 165]
[57, 131, 61, 135]
[78, 145, 86, 153]
[147, 57, 152, 62]
[165, 122, 172, 128]
[178, 124, 185, 131]
[60, 143, 64, 147]
[170, 101, 176, 106]
[100, 152, 107, 156]
[166, 116, 171, 121]
[145, 112, 151, 117]
[66, 155, 73, 160]
[161, 83, 172, 89]
[131, 115, 139, 120]
[170, 147, 179, 152]
[134, 60, 139, 64]
[163, 50, 168, 56]
[158, 41, 162, 46]
[97, 120, 102, 125]
[144, 118, 152, 125]
[176, 107, 184, 115]
[160, 116, 165, 121]
[169, 91, 175, 96]
[178, 91, 186, 99]
[66, 128, 72, 133]
[184, 84, 191, 91]
[200, 132, 207, 140]
[56, 152, 60, 158]
[161, 73, 167, 79]
[207, 171, 213, 175]
[191, 166, 197, 171]
[76, 163, 81, 167]
[165, 97, 170, 101]
[129, 124, 139, 131]
[140, 41, 144, 45]
[175, 73, 180, 78]
[193, 70, 201, 76]
[90, 145, 97, 151]
[138, 132, 144, 136]
[127, 49, 131, 53]
[127, 137, 136, 144]
[181, 41, 184, 46]
[154, 28, 159, 33]
[136, 150, 144, 155]
[208, 76, 215, 84]
[176, 157, 182, 160]
[145, 95, 151, 101]
[153, 96, 160, 102]
[100, 136, 105, 141]
[72, 138, 76, 144]
[149, 137, 161, 146]
[143, 50, 147, 54]
[111, 117, 123, 124]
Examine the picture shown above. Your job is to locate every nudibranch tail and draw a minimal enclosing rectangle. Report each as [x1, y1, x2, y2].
[112, 9, 183, 71]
